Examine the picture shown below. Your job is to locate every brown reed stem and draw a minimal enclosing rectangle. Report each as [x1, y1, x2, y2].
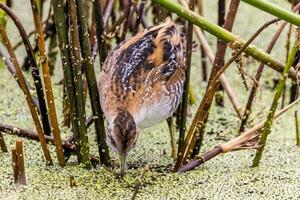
[181, 0, 243, 119]
[215, 0, 226, 107]
[133, 0, 147, 35]
[0, 2, 51, 136]
[15, 139, 26, 186]
[0, 24, 53, 165]
[0, 130, 7, 152]
[76, 0, 110, 166]
[11, 148, 18, 182]
[295, 111, 300, 146]
[30, 0, 65, 167]
[193, 0, 241, 156]
[93, 0, 108, 68]
[197, 0, 207, 82]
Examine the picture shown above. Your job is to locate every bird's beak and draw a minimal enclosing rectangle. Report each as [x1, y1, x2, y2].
[119, 152, 126, 178]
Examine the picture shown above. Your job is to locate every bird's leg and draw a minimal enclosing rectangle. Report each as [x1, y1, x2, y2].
[167, 116, 177, 159]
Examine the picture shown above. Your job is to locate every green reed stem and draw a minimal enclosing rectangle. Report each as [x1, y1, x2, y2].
[252, 38, 298, 167]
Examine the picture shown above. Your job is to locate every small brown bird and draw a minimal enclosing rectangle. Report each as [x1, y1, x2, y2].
[98, 18, 185, 176]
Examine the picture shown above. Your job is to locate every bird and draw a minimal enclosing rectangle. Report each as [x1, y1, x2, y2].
[98, 18, 185, 177]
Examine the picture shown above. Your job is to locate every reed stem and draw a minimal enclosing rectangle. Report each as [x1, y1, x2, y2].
[252, 35, 299, 167]
[0, 24, 53, 165]
[93, 0, 108, 68]
[0, 2, 51, 136]
[76, 0, 110, 166]
[15, 139, 26, 186]
[0, 131, 7, 152]
[69, 0, 91, 168]
[30, 0, 65, 167]
[178, 0, 194, 159]
[295, 111, 300, 146]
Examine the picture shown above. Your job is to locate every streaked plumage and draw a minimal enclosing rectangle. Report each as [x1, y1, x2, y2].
[98, 18, 185, 175]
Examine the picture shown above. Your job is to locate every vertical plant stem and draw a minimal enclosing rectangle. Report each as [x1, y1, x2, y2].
[295, 110, 300, 146]
[0, 2, 51, 136]
[0, 24, 53, 165]
[191, 0, 240, 157]
[12, 147, 18, 183]
[52, 0, 84, 164]
[69, 0, 91, 168]
[0, 131, 7, 152]
[93, 0, 108, 68]
[178, 0, 195, 157]
[62, 85, 71, 127]
[15, 139, 26, 186]
[167, 117, 177, 159]
[133, 0, 147, 35]
[76, 0, 110, 166]
[190, 20, 243, 118]
[197, 0, 207, 82]
[30, 0, 65, 167]
[215, 0, 226, 107]
[252, 37, 299, 167]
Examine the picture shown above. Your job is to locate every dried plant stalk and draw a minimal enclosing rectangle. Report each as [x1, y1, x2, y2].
[30, 0, 65, 167]
[0, 24, 52, 164]
[11, 148, 18, 183]
[0, 2, 51, 136]
[15, 139, 26, 186]
[0, 131, 7, 152]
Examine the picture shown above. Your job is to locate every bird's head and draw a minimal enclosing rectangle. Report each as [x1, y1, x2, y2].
[106, 109, 139, 177]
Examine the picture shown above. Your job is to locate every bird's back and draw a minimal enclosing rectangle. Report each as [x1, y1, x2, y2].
[99, 18, 185, 128]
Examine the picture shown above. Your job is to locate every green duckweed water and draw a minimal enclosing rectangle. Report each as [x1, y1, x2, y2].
[1, 0, 300, 199]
